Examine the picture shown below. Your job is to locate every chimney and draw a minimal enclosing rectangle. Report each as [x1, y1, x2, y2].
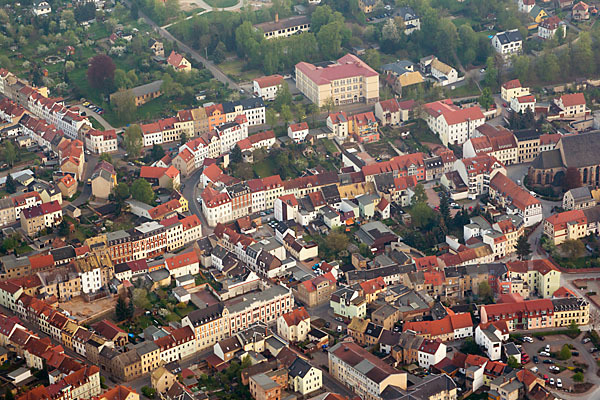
[275, 13, 279, 22]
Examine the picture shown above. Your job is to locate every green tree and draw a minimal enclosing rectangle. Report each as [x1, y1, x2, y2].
[478, 281, 493, 303]
[115, 182, 130, 201]
[558, 344, 572, 360]
[266, 108, 278, 129]
[325, 231, 349, 254]
[58, 220, 69, 237]
[4, 141, 16, 167]
[230, 145, 242, 164]
[507, 356, 520, 368]
[114, 68, 131, 90]
[151, 144, 165, 162]
[141, 386, 156, 399]
[99, 153, 113, 163]
[460, 338, 484, 356]
[131, 178, 155, 204]
[180, 132, 188, 146]
[573, 371, 584, 382]
[563, 239, 585, 260]
[273, 83, 292, 112]
[411, 183, 427, 205]
[115, 296, 128, 321]
[280, 104, 293, 126]
[478, 88, 494, 110]
[123, 124, 143, 158]
[321, 97, 335, 115]
[5, 174, 16, 194]
[5, 389, 14, 400]
[127, 296, 135, 319]
[111, 89, 136, 124]
[410, 202, 437, 229]
[515, 235, 531, 260]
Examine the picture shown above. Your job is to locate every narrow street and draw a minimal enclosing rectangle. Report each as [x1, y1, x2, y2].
[121, 0, 240, 91]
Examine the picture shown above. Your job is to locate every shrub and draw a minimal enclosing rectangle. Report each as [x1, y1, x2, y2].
[141, 387, 156, 399]
[573, 372, 584, 382]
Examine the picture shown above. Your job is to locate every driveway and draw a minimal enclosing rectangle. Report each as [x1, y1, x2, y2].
[520, 333, 600, 398]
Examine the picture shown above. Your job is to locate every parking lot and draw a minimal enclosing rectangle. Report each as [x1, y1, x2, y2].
[519, 333, 596, 392]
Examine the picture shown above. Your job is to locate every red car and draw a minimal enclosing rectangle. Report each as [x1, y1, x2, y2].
[543, 374, 549, 383]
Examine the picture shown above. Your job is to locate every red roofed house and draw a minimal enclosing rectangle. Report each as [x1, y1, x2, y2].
[20, 201, 62, 236]
[510, 94, 536, 114]
[295, 53, 379, 107]
[489, 172, 542, 227]
[375, 98, 402, 126]
[501, 79, 530, 103]
[506, 259, 561, 299]
[163, 251, 199, 279]
[83, 128, 118, 154]
[57, 174, 77, 199]
[293, 273, 336, 308]
[555, 92, 589, 120]
[417, 339, 446, 369]
[573, 1, 591, 20]
[464, 124, 518, 166]
[253, 74, 284, 101]
[327, 111, 349, 138]
[167, 51, 191, 72]
[172, 148, 195, 177]
[288, 122, 309, 143]
[201, 186, 232, 227]
[424, 99, 485, 146]
[139, 165, 180, 189]
[538, 15, 566, 40]
[358, 277, 386, 303]
[454, 154, 506, 199]
[277, 307, 310, 342]
[403, 313, 473, 342]
[92, 320, 128, 347]
[349, 111, 379, 143]
[544, 209, 587, 245]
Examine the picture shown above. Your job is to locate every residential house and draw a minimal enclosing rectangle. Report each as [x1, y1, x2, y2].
[288, 122, 310, 143]
[277, 307, 310, 343]
[288, 357, 322, 395]
[501, 80, 530, 103]
[492, 30, 523, 58]
[167, 51, 191, 72]
[424, 99, 485, 146]
[253, 75, 284, 101]
[20, 201, 62, 236]
[488, 172, 542, 227]
[539, 16, 566, 40]
[573, 1, 591, 20]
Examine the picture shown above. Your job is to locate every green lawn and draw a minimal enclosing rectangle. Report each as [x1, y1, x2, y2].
[446, 81, 481, 98]
[15, 245, 33, 256]
[204, 0, 238, 8]
[89, 116, 104, 131]
[320, 138, 338, 154]
[219, 59, 262, 82]
[253, 158, 276, 178]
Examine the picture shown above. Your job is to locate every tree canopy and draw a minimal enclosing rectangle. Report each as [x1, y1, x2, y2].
[131, 178, 155, 205]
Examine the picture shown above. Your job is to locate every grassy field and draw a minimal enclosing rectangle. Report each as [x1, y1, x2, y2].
[253, 158, 276, 178]
[89, 116, 104, 131]
[204, 0, 238, 8]
[219, 59, 262, 82]
[320, 138, 338, 154]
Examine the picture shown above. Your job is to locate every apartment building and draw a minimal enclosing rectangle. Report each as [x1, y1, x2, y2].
[277, 307, 310, 343]
[492, 29, 523, 57]
[228, 285, 293, 334]
[544, 209, 587, 245]
[295, 54, 379, 107]
[506, 259, 561, 299]
[328, 341, 407, 400]
[20, 200, 62, 236]
[424, 99, 485, 146]
[489, 172, 542, 227]
[501, 79, 530, 103]
[480, 298, 555, 331]
[454, 155, 506, 199]
[553, 297, 589, 327]
[182, 304, 229, 351]
[83, 128, 118, 154]
[255, 15, 311, 40]
[464, 124, 518, 166]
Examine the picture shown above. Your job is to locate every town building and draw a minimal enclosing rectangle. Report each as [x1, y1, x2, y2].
[295, 54, 379, 107]
[424, 100, 485, 146]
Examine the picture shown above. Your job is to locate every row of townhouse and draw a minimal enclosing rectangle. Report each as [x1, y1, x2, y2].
[543, 205, 600, 245]
[0, 98, 26, 125]
[463, 124, 519, 166]
[142, 97, 266, 148]
[201, 172, 338, 227]
[480, 295, 589, 330]
[83, 127, 118, 154]
[451, 154, 506, 200]
[100, 214, 202, 263]
[171, 115, 249, 172]
[182, 284, 293, 351]
[0, 69, 94, 141]
[463, 215, 525, 260]
[488, 172, 543, 227]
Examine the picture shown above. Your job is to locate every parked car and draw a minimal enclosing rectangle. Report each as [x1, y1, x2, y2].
[543, 374, 549, 383]
[538, 336, 545, 341]
[523, 336, 533, 343]
[539, 351, 550, 357]
[549, 378, 554, 386]
[590, 347, 597, 353]
[543, 359, 554, 364]
[549, 366, 560, 372]
[324, 322, 330, 328]
[556, 378, 562, 388]
[544, 345, 550, 352]
[530, 366, 538, 374]
[533, 355, 539, 364]
[583, 338, 591, 344]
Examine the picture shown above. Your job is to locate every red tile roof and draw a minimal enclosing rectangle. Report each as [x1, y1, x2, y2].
[254, 74, 284, 88]
[296, 54, 378, 86]
[502, 79, 522, 90]
[560, 92, 585, 107]
[424, 99, 485, 125]
[281, 307, 310, 327]
[165, 251, 198, 271]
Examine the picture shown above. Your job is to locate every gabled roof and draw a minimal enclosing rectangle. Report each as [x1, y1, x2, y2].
[281, 307, 310, 327]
